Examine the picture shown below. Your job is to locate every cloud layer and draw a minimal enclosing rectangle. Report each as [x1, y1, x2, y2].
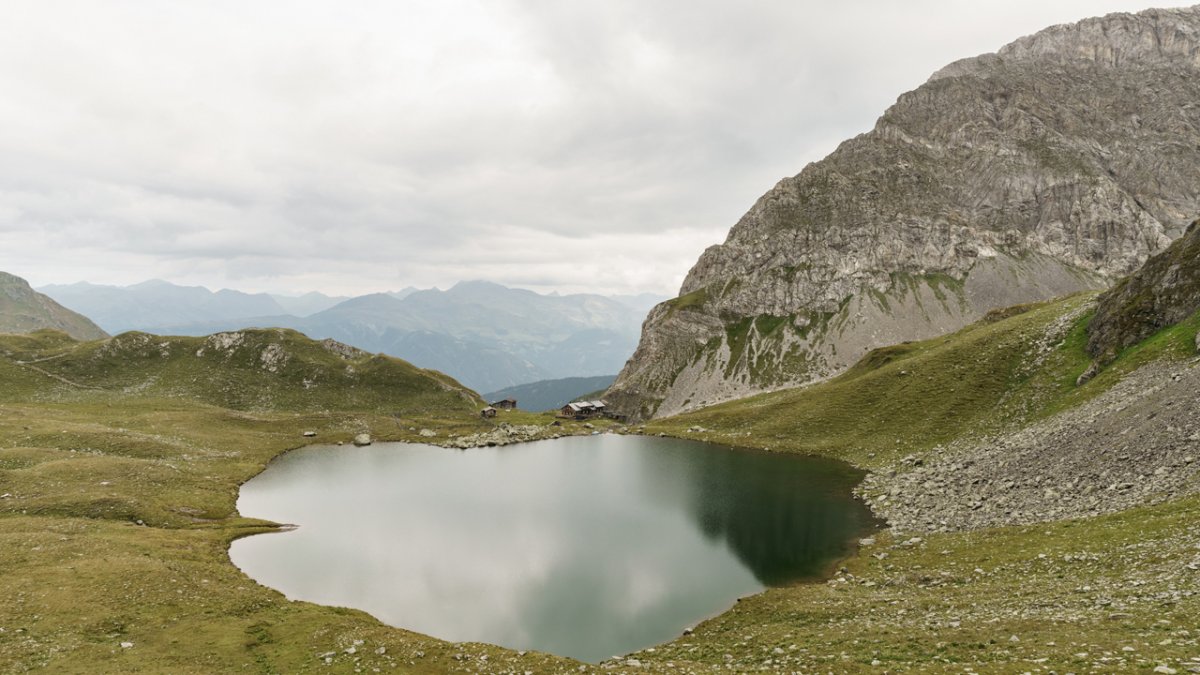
[0, 0, 1183, 295]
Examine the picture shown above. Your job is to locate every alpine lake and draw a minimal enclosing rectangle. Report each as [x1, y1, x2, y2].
[229, 434, 876, 663]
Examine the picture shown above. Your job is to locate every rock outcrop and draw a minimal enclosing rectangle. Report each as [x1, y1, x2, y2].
[610, 6, 1200, 420]
[1086, 218, 1200, 365]
[0, 271, 108, 341]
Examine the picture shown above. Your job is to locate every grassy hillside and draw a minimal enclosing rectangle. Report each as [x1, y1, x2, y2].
[646, 293, 1200, 468]
[0, 329, 588, 673]
[0, 328, 478, 413]
[3, 294, 1198, 672]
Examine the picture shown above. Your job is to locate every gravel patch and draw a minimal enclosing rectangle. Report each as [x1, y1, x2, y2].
[862, 357, 1200, 534]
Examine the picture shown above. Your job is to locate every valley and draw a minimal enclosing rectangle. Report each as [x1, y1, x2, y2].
[2, 4, 1200, 674]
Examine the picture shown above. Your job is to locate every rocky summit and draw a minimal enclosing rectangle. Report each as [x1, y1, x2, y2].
[609, 6, 1200, 420]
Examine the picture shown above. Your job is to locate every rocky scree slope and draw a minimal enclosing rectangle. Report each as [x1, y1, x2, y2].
[609, 5, 1200, 420]
[863, 218, 1200, 535]
[0, 271, 108, 341]
[862, 356, 1200, 534]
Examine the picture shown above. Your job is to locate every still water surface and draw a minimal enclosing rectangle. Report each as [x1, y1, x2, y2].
[230, 435, 874, 662]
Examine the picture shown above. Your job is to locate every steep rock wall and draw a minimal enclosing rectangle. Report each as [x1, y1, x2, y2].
[610, 6, 1200, 420]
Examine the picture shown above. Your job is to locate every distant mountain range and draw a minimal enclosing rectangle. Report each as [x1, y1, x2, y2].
[38, 279, 664, 392]
[483, 374, 617, 412]
[0, 272, 108, 341]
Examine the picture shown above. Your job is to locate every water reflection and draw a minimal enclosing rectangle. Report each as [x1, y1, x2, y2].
[230, 435, 874, 662]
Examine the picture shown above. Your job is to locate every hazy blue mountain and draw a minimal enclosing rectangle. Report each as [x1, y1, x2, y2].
[483, 375, 617, 412]
[40, 280, 288, 334]
[42, 279, 650, 392]
[269, 292, 349, 317]
[285, 281, 642, 390]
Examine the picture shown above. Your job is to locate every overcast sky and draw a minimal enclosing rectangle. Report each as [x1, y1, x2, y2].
[0, 1, 1187, 296]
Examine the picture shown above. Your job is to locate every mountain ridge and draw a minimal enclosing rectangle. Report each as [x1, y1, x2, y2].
[608, 4, 1200, 421]
[38, 278, 665, 392]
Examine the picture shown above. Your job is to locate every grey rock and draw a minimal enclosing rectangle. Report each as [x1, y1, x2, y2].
[352, 433, 372, 446]
[862, 357, 1200, 533]
[609, 6, 1200, 421]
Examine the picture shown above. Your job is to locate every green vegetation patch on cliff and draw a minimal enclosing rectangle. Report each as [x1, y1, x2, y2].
[662, 287, 708, 318]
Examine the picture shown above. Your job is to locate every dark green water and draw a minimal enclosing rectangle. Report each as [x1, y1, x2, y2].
[229, 434, 875, 662]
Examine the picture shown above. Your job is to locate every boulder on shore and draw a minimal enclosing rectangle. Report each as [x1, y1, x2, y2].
[352, 433, 372, 447]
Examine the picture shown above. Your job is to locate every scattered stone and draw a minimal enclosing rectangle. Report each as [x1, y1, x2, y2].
[120, 642, 133, 649]
[418, 429, 436, 438]
[352, 433, 372, 447]
[302, 431, 317, 437]
[861, 359, 1200, 533]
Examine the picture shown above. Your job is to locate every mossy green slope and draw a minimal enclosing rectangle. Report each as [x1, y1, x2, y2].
[4, 296, 1199, 672]
[0, 330, 583, 673]
[2, 328, 477, 413]
[646, 293, 1200, 468]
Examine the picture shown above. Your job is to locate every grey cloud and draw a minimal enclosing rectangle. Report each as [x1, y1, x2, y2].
[0, 0, 1186, 296]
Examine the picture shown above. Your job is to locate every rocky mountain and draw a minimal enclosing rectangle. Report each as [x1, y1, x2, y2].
[609, 5, 1200, 421]
[0, 271, 108, 341]
[40, 279, 288, 334]
[1086, 217, 1200, 366]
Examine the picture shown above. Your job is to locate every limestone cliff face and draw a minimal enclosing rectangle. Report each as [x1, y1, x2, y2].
[610, 6, 1200, 421]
